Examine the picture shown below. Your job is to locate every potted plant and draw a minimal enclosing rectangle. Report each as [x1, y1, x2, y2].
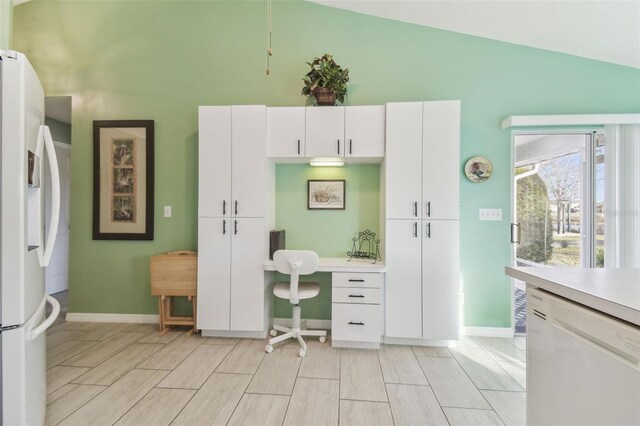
[301, 54, 350, 106]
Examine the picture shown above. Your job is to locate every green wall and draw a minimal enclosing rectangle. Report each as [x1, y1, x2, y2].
[12, 0, 640, 327]
[0, 0, 11, 50]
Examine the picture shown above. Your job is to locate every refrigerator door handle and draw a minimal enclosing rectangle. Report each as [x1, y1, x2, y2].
[40, 125, 61, 267]
[27, 295, 60, 340]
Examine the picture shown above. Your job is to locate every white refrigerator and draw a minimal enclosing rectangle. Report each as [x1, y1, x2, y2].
[1, 50, 61, 425]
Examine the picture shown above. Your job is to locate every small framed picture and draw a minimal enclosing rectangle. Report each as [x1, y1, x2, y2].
[308, 179, 345, 210]
[93, 120, 154, 240]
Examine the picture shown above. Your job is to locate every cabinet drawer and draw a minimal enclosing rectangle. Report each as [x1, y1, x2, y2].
[332, 287, 381, 305]
[332, 272, 383, 289]
[331, 304, 382, 343]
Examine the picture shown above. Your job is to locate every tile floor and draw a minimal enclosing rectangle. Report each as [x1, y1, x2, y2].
[45, 313, 526, 426]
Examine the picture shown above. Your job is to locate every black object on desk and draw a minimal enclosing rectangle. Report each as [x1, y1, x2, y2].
[269, 229, 286, 260]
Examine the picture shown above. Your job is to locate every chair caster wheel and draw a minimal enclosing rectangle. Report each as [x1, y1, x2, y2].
[265, 344, 273, 353]
[319, 336, 326, 343]
[269, 329, 278, 337]
[298, 348, 306, 358]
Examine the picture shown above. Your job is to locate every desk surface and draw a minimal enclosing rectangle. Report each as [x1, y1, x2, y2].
[264, 257, 386, 273]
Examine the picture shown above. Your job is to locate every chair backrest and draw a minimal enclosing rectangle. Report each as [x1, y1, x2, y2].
[273, 250, 319, 305]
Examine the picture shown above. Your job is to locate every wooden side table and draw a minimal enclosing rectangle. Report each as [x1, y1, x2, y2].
[150, 250, 198, 335]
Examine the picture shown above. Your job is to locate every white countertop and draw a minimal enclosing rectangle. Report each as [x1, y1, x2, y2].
[264, 257, 386, 273]
[506, 266, 640, 326]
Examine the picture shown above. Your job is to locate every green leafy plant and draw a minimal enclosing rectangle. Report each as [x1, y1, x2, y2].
[301, 54, 350, 104]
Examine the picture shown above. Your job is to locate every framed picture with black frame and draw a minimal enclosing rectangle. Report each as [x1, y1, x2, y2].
[93, 120, 154, 240]
[307, 179, 346, 210]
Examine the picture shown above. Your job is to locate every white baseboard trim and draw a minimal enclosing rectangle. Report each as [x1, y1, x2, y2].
[65, 312, 159, 324]
[461, 326, 513, 338]
[273, 318, 331, 329]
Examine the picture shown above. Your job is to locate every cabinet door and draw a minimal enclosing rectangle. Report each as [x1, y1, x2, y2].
[385, 219, 422, 338]
[422, 220, 459, 340]
[385, 102, 423, 219]
[197, 218, 231, 330]
[422, 101, 460, 220]
[231, 105, 267, 218]
[305, 106, 345, 157]
[345, 105, 385, 158]
[199, 106, 231, 217]
[230, 218, 267, 331]
[267, 107, 305, 158]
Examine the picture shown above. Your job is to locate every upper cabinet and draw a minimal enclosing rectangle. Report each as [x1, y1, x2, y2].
[422, 101, 460, 220]
[305, 106, 345, 158]
[345, 106, 385, 158]
[267, 107, 305, 158]
[199, 105, 267, 219]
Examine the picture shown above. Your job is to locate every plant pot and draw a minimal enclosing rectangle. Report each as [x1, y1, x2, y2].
[314, 88, 336, 106]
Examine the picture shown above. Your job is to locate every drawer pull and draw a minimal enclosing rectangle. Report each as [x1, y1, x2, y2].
[348, 294, 365, 298]
[348, 321, 365, 326]
[348, 279, 365, 282]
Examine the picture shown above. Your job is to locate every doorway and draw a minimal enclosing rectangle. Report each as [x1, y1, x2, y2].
[511, 132, 605, 333]
[44, 96, 71, 311]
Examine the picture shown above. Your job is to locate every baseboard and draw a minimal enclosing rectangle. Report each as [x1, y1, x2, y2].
[65, 312, 159, 324]
[273, 318, 331, 329]
[201, 329, 267, 339]
[461, 326, 513, 338]
[383, 336, 455, 347]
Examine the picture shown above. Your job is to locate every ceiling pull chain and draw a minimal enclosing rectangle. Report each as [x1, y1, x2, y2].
[266, 0, 273, 75]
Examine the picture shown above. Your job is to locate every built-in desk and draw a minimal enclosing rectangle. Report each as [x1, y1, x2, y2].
[264, 257, 386, 349]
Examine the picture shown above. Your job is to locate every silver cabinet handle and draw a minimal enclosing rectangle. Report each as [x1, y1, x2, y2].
[349, 139, 352, 155]
[426, 201, 431, 217]
[348, 321, 365, 325]
[426, 222, 431, 238]
[413, 222, 418, 238]
[234, 201, 238, 215]
[297, 139, 301, 155]
[223, 220, 227, 235]
[234, 220, 238, 235]
[337, 139, 340, 155]
[348, 294, 365, 298]
[223, 200, 226, 215]
[413, 201, 418, 217]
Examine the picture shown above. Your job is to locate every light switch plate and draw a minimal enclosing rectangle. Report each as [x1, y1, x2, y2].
[164, 206, 172, 218]
[479, 208, 502, 221]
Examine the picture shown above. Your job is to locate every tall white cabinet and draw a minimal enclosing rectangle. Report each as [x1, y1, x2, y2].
[384, 101, 461, 341]
[197, 105, 272, 333]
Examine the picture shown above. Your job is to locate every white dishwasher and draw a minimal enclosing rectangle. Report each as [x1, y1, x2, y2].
[527, 287, 640, 426]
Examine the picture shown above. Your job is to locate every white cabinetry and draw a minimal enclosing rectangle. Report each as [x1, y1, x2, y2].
[267, 107, 305, 158]
[332, 272, 384, 348]
[197, 105, 270, 334]
[345, 106, 385, 158]
[305, 107, 345, 158]
[384, 101, 460, 341]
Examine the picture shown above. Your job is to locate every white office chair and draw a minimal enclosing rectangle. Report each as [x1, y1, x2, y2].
[265, 250, 327, 357]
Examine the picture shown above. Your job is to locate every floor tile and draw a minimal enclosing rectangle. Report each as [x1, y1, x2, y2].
[119, 323, 159, 333]
[57, 369, 168, 426]
[298, 340, 340, 380]
[481, 390, 526, 426]
[47, 340, 99, 368]
[412, 345, 452, 357]
[227, 393, 289, 426]
[508, 337, 526, 351]
[443, 407, 506, 426]
[199, 336, 241, 345]
[73, 323, 126, 341]
[340, 350, 387, 402]
[157, 344, 233, 389]
[61, 332, 147, 367]
[247, 348, 301, 395]
[472, 337, 526, 362]
[137, 333, 203, 370]
[451, 341, 523, 391]
[73, 343, 162, 385]
[339, 400, 393, 426]
[47, 330, 89, 350]
[46, 366, 91, 395]
[417, 356, 490, 409]
[114, 388, 195, 426]
[45, 384, 106, 426]
[378, 345, 428, 385]
[51, 322, 100, 332]
[136, 330, 183, 344]
[497, 361, 526, 390]
[386, 383, 448, 425]
[215, 339, 266, 375]
[283, 378, 339, 426]
[172, 373, 251, 426]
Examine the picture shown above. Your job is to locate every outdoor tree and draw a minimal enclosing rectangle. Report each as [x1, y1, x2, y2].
[538, 155, 580, 234]
[516, 168, 554, 263]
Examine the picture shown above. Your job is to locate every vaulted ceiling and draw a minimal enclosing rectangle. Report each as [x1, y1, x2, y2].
[307, 0, 640, 69]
